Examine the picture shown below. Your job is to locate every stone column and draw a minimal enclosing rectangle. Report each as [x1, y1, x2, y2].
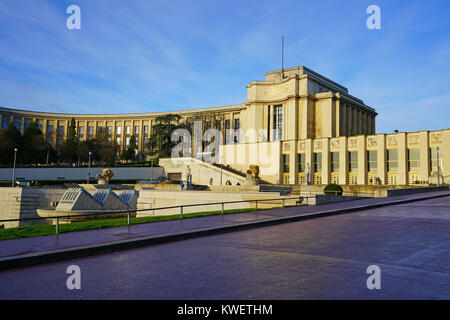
[442, 130, 450, 184]
[289, 141, 297, 184]
[140, 119, 144, 152]
[357, 135, 367, 185]
[348, 106, 353, 136]
[398, 132, 407, 185]
[371, 116, 376, 134]
[339, 137, 348, 185]
[322, 138, 330, 185]
[340, 102, 346, 137]
[377, 134, 386, 185]
[269, 106, 274, 141]
[305, 139, 313, 185]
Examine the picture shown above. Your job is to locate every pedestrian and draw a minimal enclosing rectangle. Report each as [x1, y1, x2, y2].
[209, 177, 213, 185]
[180, 181, 184, 191]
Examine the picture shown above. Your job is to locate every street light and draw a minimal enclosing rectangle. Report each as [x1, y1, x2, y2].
[12, 148, 18, 187]
[87, 151, 92, 184]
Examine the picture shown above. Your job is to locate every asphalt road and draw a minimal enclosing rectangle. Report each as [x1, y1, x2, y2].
[0, 196, 449, 299]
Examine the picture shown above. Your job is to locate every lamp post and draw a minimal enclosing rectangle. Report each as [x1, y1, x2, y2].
[12, 148, 18, 187]
[87, 151, 92, 184]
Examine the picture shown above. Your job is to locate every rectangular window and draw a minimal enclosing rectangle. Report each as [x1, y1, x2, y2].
[298, 154, 306, 173]
[387, 149, 398, 172]
[14, 122, 20, 129]
[348, 151, 358, 173]
[79, 126, 84, 134]
[313, 153, 322, 173]
[367, 150, 377, 173]
[134, 126, 139, 134]
[331, 152, 340, 173]
[126, 126, 131, 134]
[126, 137, 130, 146]
[224, 119, 231, 144]
[234, 119, 240, 143]
[273, 105, 283, 140]
[47, 125, 54, 133]
[107, 126, 113, 134]
[58, 126, 64, 134]
[283, 154, 290, 173]
[116, 137, 121, 145]
[88, 126, 94, 135]
[216, 120, 221, 130]
[430, 147, 443, 173]
[144, 125, 148, 134]
[117, 126, 122, 134]
[408, 149, 420, 172]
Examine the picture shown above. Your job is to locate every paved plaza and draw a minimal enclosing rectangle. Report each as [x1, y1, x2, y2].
[0, 194, 449, 299]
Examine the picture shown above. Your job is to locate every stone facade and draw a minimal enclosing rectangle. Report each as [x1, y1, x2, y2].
[1, 66, 448, 185]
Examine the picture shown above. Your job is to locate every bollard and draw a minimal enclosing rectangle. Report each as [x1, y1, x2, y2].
[221, 203, 224, 216]
[255, 200, 258, 211]
[180, 206, 183, 219]
[56, 217, 59, 235]
[127, 212, 130, 225]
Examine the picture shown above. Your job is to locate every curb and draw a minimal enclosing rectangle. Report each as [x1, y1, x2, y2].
[0, 192, 449, 271]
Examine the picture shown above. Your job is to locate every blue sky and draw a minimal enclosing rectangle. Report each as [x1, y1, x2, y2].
[0, 0, 449, 133]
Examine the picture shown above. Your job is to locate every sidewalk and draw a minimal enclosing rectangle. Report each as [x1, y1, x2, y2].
[0, 190, 449, 270]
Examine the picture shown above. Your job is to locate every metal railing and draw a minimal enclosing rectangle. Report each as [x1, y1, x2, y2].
[295, 190, 375, 197]
[0, 196, 311, 235]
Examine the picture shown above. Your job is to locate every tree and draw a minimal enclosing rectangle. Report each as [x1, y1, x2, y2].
[61, 118, 78, 164]
[22, 122, 48, 165]
[145, 114, 185, 161]
[0, 123, 22, 166]
[122, 135, 137, 161]
[96, 127, 118, 165]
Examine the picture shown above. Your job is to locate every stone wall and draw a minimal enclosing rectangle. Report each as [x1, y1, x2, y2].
[0, 187, 65, 228]
[137, 190, 288, 217]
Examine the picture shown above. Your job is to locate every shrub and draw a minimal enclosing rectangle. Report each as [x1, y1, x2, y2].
[324, 184, 343, 196]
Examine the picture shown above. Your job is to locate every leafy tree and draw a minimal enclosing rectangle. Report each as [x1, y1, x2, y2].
[0, 122, 22, 166]
[122, 135, 137, 161]
[96, 127, 118, 165]
[145, 114, 185, 161]
[22, 122, 48, 164]
[61, 118, 78, 164]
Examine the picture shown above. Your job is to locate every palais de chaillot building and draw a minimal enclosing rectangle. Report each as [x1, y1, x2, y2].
[1, 66, 448, 186]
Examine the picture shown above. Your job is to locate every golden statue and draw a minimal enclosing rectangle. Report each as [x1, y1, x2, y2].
[249, 165, 260, 179]
[96, 168, 114, 184]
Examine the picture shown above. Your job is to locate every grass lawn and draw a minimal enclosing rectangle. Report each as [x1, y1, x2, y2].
[0, 207, 275, 241]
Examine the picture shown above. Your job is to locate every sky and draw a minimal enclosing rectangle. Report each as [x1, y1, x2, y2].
[0, 0, 449, 134]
